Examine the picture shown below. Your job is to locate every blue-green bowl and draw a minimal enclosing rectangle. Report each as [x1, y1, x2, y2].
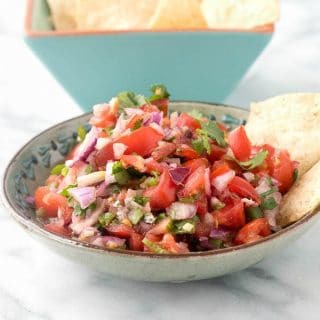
[24, 0, 274, 111]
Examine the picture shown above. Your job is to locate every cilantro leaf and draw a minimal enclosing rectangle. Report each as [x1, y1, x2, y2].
[201, 121, 227, 147]
[74, 203, 86, 218]
[192, 130, 211, 155]
[133, 195, 149, 206]
[98, 212, 116, 228]
[238, 151, 268, 170]
[149, 84, 170, 101]
[117, 91, 147, 109]
[112, 161, 130, 185]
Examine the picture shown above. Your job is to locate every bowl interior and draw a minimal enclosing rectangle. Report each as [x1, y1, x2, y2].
[3, 101, 247, 236]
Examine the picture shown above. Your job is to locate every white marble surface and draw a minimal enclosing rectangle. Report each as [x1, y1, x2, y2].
[1, 1, 320, 319]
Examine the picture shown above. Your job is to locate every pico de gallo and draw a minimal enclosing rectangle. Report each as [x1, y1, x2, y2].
[34, 85, 298, 254]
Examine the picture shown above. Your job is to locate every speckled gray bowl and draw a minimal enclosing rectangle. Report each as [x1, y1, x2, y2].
[2, 101, 319, 282]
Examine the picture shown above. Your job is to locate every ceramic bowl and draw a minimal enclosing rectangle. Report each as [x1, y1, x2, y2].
[24, 0, 274, 111]
[2, 101, 319, 282]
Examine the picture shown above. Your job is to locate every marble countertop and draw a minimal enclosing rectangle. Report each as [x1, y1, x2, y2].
[1, 1, 320, 319]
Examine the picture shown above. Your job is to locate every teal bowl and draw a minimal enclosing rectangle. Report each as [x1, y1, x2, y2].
[24, 0, 274, 111]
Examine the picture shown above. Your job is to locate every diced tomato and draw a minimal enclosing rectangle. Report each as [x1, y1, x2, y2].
[89, 103, 118, 128]
[175, 144, 199, 160]
[176, 112, 201, 131]
[218, 123, 228, 132]
[182, 166, 205, 197]
[210, 163, 230, 180]
[195, 222, 211, 238]
[161, 234, 189, 253]
[228, 176, 260, 203]
[183, 158, 208, 174]
[264, 146, 294, 193]
[129, 232, 144, 251]
[195, 193, 208, 217]
[144, 170, 177, 210]
[121, 155, 145, 172]
[145, 233, 163, 242]
[44, 223, 71, 236]
[147, 217, 172, 235]
[107, 224, 134, 238]
[162, 117, 170, 128]
[228, 126, 251, 161]
[151, 142, 176, 161]
[150, 98, 169, 115]
[95, 126, 164, 166]
[35, 186, 70, 219]
[212, 198, 245, 229]
[45, 175, 63, 188]
[208, 144, 227, 162]
[234, 218, 271, 245]
[144, 158, 164, 174]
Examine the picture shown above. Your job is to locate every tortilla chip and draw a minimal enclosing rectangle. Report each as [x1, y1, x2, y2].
[246, 93, 320, 176]
[201, 0, 280, 29]
[74, 0, 159, 30]
[277, 161, 320, 227]
[47, 0, 77, 30]
[150, 0, 207, 30]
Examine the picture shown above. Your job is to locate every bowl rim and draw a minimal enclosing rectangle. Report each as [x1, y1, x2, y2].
[2, 100, 319, 259]
[25, 0, 274, 38]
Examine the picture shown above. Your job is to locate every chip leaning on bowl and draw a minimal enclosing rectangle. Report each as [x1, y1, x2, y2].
[246, 93, 320, 227]
[47, 0, 280, 31]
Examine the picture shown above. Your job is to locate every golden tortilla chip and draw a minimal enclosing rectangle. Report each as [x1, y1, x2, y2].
[246, 93, 320, 176]
[150, 0, 207, 30]
[278, 161, 320, 227]
[74, 0, 159, 30]
[47, 0, 77, 30]
[201, 0, 280, 29]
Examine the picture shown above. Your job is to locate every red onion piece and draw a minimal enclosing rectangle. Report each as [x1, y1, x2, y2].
[96, 181, 108, 197]
[166, 202, 197, 220]
[74, 127, 98, 163]
[92, 236, 126, 248]
[210, 227, 232, 240]
[70, 199, 104, 235]
[143, 111, 163, 126]
[113, 143, 127, 160]
[169, 167, 190, 185]
[25, 196, 35, 205]
[124, 108, 144, 117]
[212, 170, 235, 192]
[69, 186, 96, 209]
[105, 161, 116, 186]
[149, 122, 164, 136]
